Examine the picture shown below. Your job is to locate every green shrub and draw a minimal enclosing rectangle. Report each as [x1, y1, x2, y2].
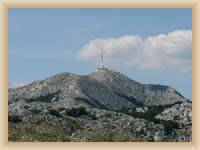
[65, 107, 89, 118]
[119, 105, 172, 122]
[143, 106, 164, 122]
[24, 105, 30, 109]
[49, 109, 62, 118]
[119, 107, 136, 115]
[29, 109, 41, 114]
[174, 115, 179, 120]
[162, 120, 179, 134]
[8, 115, 22, 123]
[88, 113, 97, 120]
[66, 119, 80, 133]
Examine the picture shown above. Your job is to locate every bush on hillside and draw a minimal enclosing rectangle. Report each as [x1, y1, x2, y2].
[65, 107, 89, 118]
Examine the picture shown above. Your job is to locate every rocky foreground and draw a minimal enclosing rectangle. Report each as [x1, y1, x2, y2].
[8, 69, 192, 142]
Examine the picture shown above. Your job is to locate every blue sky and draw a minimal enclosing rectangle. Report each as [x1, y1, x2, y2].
[8, 8, 192, 99]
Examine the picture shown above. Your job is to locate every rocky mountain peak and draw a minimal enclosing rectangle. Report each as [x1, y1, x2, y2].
[9, 69, 186, 110]
[89, 69, 132, 82]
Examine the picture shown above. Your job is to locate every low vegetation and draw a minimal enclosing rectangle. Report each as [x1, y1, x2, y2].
[29, 108, 41, 114]
[74, 97, 106, 109]
[119, 102, 183, 122]
[24, 92, 60, 103]
[119, 106, 163, 122]
[8, 115, 22, 123]
[49, 109, 62, 118]
[65, 107, 89, 118]
[8, 122, 71, 142]
[115, 92, 144, 107]
[119, 104, 181, 134]
[162, 120, 180, 134]
[54, 107, 97, 120]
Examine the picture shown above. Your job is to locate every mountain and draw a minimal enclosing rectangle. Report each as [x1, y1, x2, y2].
[9, 69, 186, 110]
[8, 69, 191, 142]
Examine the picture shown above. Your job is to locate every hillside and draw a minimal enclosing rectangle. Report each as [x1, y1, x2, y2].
[8, 69, 191, 142]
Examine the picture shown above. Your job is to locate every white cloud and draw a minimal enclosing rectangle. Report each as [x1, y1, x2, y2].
[77, 30, 192, 73]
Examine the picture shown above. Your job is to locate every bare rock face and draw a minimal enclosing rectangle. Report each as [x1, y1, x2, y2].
[8, 69, 191, 142]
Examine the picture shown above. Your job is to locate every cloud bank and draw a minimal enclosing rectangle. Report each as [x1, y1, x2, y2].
[77, 30, 192, 73]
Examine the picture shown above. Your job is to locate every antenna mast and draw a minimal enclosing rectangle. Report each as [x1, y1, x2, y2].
[96, 49, 107, 71]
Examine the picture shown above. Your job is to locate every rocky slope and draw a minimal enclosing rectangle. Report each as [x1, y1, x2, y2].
[9, 69, 186, 110]
[8, 69, 191, 142]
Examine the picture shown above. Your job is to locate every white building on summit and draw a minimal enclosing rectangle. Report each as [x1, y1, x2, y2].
[96, 50, 108, 71]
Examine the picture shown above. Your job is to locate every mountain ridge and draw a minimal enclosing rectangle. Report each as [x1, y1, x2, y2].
[8, 68, 192, 142]
[9, 69, 187, 110]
